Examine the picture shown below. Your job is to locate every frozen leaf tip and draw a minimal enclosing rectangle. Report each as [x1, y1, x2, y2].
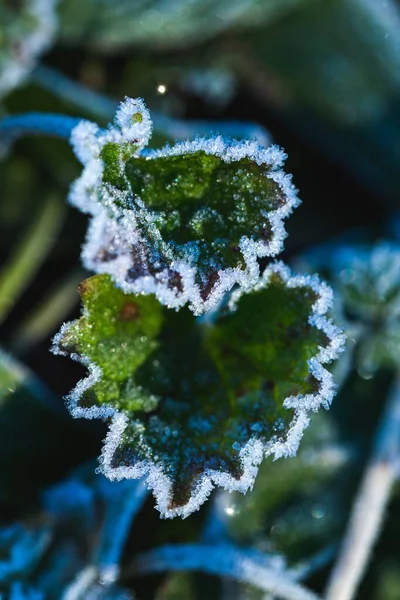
[52, 263, 345, 518]
[69, 97, 300, 314]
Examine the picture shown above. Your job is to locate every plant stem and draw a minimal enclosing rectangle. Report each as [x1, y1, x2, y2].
[129, 543, 322, 600]
[324, 374, 400, 600]
[32, 65, 271, 145]
[61, 566, 97, 600]
[11, 268, 85, 353]
[32, 65, 117, 121]
[94, 480, 148, 583]
[0, 112, 82, 149]
[0, 195, 66, 325]
[289, 544, 337, 583]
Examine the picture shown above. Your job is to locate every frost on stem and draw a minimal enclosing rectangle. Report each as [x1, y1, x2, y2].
[69, 97, 300, 314]
[52, 263, 344, 518]
[0, 0, 58, 98]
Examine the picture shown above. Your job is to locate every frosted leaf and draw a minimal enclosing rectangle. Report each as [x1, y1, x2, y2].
[52, 262, 344, 518]
[333, 242, 400, 375]
[214, 411, 348, 554]
[0, 0, 58, 98]
[69, 97, 300, 314]
[302, 240, 400, 377]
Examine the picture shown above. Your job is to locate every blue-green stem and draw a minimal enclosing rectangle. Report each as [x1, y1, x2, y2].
[129, 543, 321, 600]
[94, 480, 148, 583]
[32, 65, 270, 145]
[0, 113, 82, 146]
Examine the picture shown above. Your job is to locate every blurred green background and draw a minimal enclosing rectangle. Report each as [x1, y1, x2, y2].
[1, 0, 400, 598]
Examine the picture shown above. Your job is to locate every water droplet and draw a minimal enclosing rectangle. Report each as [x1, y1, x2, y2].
[225, 506, 235, 516]
[311, 504, 326, 519]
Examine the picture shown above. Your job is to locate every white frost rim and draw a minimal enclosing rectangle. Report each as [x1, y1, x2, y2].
[69, 98, 300, 315]
[52, 261, 345, 519]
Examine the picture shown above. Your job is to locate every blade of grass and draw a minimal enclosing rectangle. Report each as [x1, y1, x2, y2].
[10, 268, 85, 353]
[0, 195, 66, 325]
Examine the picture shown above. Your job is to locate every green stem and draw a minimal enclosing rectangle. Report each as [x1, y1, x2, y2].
[0, 196, 66, 325]
[11, 268, 85, 353]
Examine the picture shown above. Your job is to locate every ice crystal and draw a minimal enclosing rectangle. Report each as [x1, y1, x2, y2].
[53, 263, 344, 518]
[0, 0, 58, 98]
[214, 411, 348, 551]
[329, 241, 400, 376]
[69, 97, 300, 314]
[300, 240, 400, 378]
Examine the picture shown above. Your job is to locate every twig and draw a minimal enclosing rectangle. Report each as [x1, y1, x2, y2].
[324, 374, 400, 600]
[128, 543, 322, 600]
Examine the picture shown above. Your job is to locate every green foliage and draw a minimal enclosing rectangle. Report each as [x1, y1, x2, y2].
[248, 0, 400, 125]
[156, 572, 194, 600]
[373, 563, 400, 600]
[58, 0, 304, 51]
[304, 242, 400, 378]
[225, 413, 346, 553]
[103, 144, 285, 275]
[61, 276, 163, 410]
[57, 272, 328, 510]
[336, 244, 400, 375]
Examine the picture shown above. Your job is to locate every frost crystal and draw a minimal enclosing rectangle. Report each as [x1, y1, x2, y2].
[327, 241, 400, 376]
[0, 0, 58, 98]
[52, 263, 344, 518]
[69, 97, 300, 314]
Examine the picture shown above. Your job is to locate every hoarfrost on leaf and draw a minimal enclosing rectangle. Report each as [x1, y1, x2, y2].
[52, 263, 344, 518]
[69, 97, 300, 314]
[302, 240, 400, 377]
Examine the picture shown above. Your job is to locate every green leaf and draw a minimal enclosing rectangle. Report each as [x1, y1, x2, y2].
[124, 149, 282, 264]
[70, 97, 299, 314]
[222, 412, 347, 556]
[302, 241, 400, 378]
[54, 264, 343, 518]
[60, 275, 163, 411]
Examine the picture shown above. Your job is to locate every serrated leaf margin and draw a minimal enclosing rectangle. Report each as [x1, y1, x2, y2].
[52, 261, 345, 518]
[69, 97, 300, 314]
